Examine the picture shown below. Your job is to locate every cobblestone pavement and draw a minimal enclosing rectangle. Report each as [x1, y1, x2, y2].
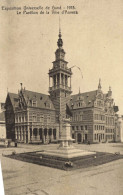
[0, 143, 123, 195]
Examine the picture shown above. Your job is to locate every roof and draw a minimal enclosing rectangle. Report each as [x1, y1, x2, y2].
[69, 90, 97, 109]
[8, 93, 19, 108]
[23, 90, 55, 110]
[8, 90, 55, 110]
[0, 111, 5, 122]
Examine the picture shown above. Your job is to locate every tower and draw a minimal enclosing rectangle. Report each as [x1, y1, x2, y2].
[98, 78, 102, 91]
[48, 29, 72, 124]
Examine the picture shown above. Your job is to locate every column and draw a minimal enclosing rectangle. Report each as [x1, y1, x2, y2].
[21, 127, 23, 141]
[75, 132, 77, 143]
[59, 73, 61, 87]
[51, 129, 53, 141]
[42, 129, 44, 143]
[56, 126, 59, 140]
[27, 125, 30, 143]
[20, 127, 21, 141]
[63, 74, 65, 87]
[18, 127, 20, 141]
[53, 75, 55, 87]
[17, 129, 19, 141]
[46, 129, 49, 143]
[15, 127, 17, 140]
[37, 128, 40, 140]
[65, 75, 67, 87]
[66, 75, 68, 87]
[31, 126, 33, 141]
[24, 126, 26, 143]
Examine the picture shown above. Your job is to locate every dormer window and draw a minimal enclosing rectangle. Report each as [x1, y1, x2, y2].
[32, 100, 37, 107]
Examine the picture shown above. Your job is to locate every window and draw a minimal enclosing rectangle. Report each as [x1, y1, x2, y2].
[80, 115, 83, 121]
[22, 116, 24, 122]
[81, 126, 83, 130]
[85, 125, 88, 130]
[47, 115, 50, 123]
[76, 126, 79, 130]
[40, 115, 44, 122]
[95, 134, 96, 140]
[72, 126, 74, 130]
[32, 114, 36, 122]
[72, 134, 74, 139]
[32, 100, 37, 107]
[19, 116, 21, 122]
[25, 116, 27, 121]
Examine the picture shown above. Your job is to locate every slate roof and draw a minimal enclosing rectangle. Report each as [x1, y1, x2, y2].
[8, 90, 55, 110]
[23, 90, 55, 110]
[8, 93, 19, 108]
[69, 90, 98, 108]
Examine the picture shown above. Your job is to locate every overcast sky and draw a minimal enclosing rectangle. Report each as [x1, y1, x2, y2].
[0, 0, 123, 114]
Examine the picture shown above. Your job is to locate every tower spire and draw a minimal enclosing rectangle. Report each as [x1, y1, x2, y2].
[98, 78, 101, 90]
[59, 16, 61, 34]
[57, 17, 63, 48]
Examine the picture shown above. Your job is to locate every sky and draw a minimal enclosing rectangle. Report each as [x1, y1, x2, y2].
[0, 0, 123, 114]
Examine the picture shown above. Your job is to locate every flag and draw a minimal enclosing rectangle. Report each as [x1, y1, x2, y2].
[66, 104, 73, 117]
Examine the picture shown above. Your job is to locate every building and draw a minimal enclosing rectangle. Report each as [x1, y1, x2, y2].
[5, 30, 119, 144]
[115, 115, 123, 142]
[0, 102, 6, 139]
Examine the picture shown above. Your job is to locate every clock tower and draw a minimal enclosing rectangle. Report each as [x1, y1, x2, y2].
[49, 29, 72, 133]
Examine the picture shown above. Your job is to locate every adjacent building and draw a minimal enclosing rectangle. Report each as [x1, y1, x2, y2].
[115, 115, 123, 142]
[5, 30, 119, 144]
[0, 102, 6, 139]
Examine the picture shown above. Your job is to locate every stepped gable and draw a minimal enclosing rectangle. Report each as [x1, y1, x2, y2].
[69, 90, 97, 108]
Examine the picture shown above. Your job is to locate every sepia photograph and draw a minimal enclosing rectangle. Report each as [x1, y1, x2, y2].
[0, 0, 123, 194]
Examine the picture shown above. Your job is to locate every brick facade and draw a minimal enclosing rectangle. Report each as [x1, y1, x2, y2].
[5, 31, 118, 144]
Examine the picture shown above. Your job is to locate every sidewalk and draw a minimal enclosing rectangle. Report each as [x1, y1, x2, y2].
[0, 143, 123, 195]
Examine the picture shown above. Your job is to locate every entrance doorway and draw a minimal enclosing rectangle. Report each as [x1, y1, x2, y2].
[77, 133, 82, 143]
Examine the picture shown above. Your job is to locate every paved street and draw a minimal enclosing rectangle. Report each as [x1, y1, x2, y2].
[0, 143, 123, 195]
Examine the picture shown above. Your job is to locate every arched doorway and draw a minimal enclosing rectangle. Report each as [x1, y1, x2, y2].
[77, 133, 82, 143]
[33, 128, 37, 136]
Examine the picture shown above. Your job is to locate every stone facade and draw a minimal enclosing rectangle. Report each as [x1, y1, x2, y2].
[115, 115, 123, 142]
[5, 30, 119, 144]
